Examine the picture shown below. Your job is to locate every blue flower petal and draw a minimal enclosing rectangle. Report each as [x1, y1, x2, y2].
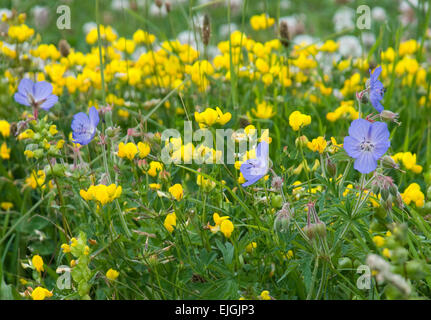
[354, 152, 377, 174]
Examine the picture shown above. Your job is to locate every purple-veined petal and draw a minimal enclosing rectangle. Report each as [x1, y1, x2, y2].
[372, 140, 390, 160]
[354, 152, 377, 174]
[72, 132, 93, 145]
[369, 66, 382, 84]
[370, 121, 390, 143]
[370, 96, 384, 113]
[33, 81, 53, 101]
[17, 78, 34, 96]
[14, 92, 31, 107]
[88, 106, 99, 128]
[343, 136, 361, 158]
[348, 119, 371, 140]
[71, 113, 90, 132]
[39, 94, 58, 110]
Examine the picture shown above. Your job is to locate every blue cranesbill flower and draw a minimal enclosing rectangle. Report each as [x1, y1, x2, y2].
[14, 78, 58, 111]
[240, 141, 269, 187]
[343, 119, 390, 174]
[368, 66, 385, 113]
[71, 106, 100, 145]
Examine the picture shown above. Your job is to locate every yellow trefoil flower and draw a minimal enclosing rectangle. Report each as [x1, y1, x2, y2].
[164, 212, 177, 233]
[118, 142, 138, 160]
[289, 111, 311, 131]
[106, 268, 120, 281]
[307, 136, 327, 154]
[31, 287, 53, 300]
[169, 184, 184, 201]
[32, 255, 44, 273]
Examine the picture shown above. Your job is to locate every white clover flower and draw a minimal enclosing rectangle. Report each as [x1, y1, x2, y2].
[338, 35, 362, 58]
[333, 6, 355, 32]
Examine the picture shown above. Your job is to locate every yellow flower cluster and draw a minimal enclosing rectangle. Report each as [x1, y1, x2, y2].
[30, 44, 61, 60]
[326, 100, 359, 122]
[117, 142, 151, 160]
[307, 136, 327, 154]
[391, 152, 422, 174]
[251, 101, 275, 119]
[194, 107, 231, 127]
[401, 183, 424, 207]
[31, 287, 53, 300]
[25, 170, 46, 189]
[289, 111, 311, 131]
[146, 161, 163, 177]
[0, 120, 10, 138]
[86, 25, 117, 44]
[208, 213, 234, 238]
[0, 142, 10, 160]
[164, 212, 177, 233]
[169, 184, 184, 201]
[8, 24, 34, 42]
[32, 255, 44, 272]
[250, 13, 275, 30]
[80, 184, 122, 206]
[340, 73, 362, 97]
[106, 268, 120, 281]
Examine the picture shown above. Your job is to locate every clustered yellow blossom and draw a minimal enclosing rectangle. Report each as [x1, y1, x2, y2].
[80, 184, 122, 206]
[32, 255, 44, 273]
[118, 142, 138, 160]
[0, 120, 10, 138]
[146, 161, 163, 177]
[250, 13, 275, 30]
[259, 290, 272, 300]
[251, 100, 276, 119]
[391, 152, 422, 174]
[326, 100, 359, 122]
[208, 213, 234, 238]
[0, 142, 10, 159]
[164, 212, 177, 233]
[194, 107, 231, 128]
[106, 268, 120, 281]
[31, 287, 53, 300]
[289, 111, 311, 131]
[1, 202, 13, 211]
[8, 24, 34, 42]
[169, 184, 184, 201]
[307, 136, 327, 154]
[401, 183, 424, 207]
[25, 170, 46, 189]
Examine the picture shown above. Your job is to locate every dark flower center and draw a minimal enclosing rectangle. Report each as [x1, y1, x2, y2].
[360, 139, 374, 152]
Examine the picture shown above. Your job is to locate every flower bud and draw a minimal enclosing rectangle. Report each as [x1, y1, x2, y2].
[381, 155, 399, 169]
[271, 194, 283, 209]
[314, 221, 327, 238]
[271, 176, 283, 190]
[380, 188, 389, 201]
[295, 135, 309, 148]
[380, 110, 400, 125]
[274, 203, 293, 232]
[325, 156, 336, 177]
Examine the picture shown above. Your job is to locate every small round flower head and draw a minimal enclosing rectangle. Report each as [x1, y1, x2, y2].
[368, 66, 385, 113]
[14, 78, 58, 111]
[343, 119, 390, 174]
[240, 141, 269, 187]
[71, 106, 100, 145]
